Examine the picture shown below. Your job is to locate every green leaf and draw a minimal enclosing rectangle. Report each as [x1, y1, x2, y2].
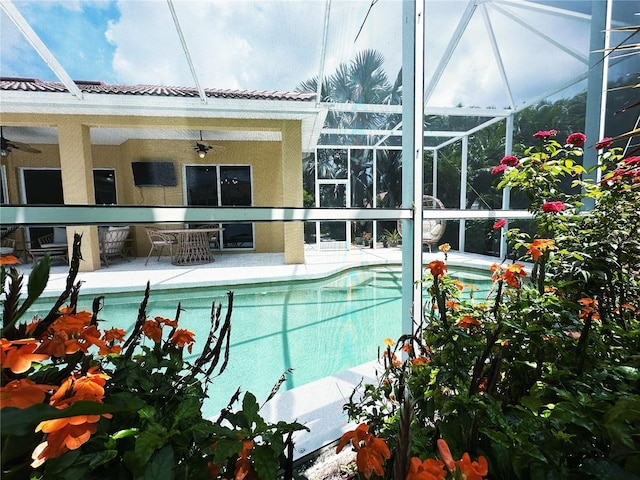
[5, 256, 50, 330]
[134, 423, 168, 466]
[27, 256, 50, 301]
[242, 392, 260, 426]
[521, 395, 542, 415]
[252, 444, 280, 480]
[142, 445, 175, 480]
[212, 438, 242, 464]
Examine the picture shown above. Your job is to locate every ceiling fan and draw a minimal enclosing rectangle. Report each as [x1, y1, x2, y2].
[1, 126, 42, 156]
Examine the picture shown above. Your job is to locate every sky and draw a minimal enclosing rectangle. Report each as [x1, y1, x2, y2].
[0, 0, 637, 109]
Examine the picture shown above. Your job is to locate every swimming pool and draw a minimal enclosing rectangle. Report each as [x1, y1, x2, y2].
[26, 264, 492, 417]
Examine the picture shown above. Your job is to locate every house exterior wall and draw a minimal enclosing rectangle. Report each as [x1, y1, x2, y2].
[1, 112, 305, 269]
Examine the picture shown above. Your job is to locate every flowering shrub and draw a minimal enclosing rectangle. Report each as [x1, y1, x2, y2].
[343, 130, 640, 478]
[1, 240, 307, 479]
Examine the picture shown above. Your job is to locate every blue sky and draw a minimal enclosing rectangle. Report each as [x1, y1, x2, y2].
[1, 1, 635, 108]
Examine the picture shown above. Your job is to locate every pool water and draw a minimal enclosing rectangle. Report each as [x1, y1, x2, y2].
[26, 265, 491, 417]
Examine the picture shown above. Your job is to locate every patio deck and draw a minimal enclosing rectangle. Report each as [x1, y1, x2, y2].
[17, 245, 499, 296]
[11, 246, 501, 460]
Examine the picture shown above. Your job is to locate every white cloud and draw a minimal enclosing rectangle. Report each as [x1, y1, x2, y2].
[2, 0, 598, 108]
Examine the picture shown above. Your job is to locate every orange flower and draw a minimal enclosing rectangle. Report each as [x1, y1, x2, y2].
[31, 368, 112, 467]
[49, 368, 109, 408]
[578, 297, 600, 321]
[411, 356, 430, 366]
[36, 311, 105, 357]
[383, 350, 401, 367]
[98, 343, 122, 355]
[0, 255, 20, 265]
[1, 338, 49, 374]
[457, 315, 481, 328]
[141, 319, 163, 343]
[31, 420, 99, 468]
[455, 452, 488, 480]
[453, 279, 464, 291]
[0, 379, 55, 409]
[527, 238, 555, 261]
[406, 456, 446, 480]
[504, 263, 527, 288]
[337, 424, 390, 479]
[170, 329, 196, 353]
[445, 300, 459, 310]
[234, 439, 255, 479]
[356, 437, 391, 478]
[428, 260, 447, 278]
[102, 328, 126, 342]
[437, 438, 455, 472]
[155, 316, 178, 328]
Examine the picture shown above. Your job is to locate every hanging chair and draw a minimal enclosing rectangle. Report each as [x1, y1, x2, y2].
[397, 195, 447, 252]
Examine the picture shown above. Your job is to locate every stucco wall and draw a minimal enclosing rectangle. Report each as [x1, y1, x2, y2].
[3, 123, 302, 259]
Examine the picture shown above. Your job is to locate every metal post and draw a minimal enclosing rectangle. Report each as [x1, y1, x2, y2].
[401, 0, 425, 336]
[583, 0, 610, 209]
[458, 136, 468, 252]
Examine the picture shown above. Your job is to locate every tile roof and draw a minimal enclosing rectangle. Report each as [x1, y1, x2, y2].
[0, 77, 316, 102]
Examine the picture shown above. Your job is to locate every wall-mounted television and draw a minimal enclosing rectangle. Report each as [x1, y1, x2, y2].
[131, 161, 177, 187]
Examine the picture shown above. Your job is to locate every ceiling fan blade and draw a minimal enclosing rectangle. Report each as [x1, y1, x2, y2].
[7, 140, 42, 154]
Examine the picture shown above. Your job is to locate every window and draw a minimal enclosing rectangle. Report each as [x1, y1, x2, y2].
[0, 165, 7, 204]
[185, 165, 254, 249]
[93, 169, 117, 205]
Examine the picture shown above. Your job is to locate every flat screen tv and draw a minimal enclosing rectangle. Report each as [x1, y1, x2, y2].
[132, 161, 177, 187]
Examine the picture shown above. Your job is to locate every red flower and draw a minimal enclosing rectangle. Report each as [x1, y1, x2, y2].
[428, 260, 447, 278]
[595, 137, 613, 149]
[566, 132, 586, 147]
[542, 201, 565, 213]
[533, 129, 557, 139]
[624, 156, 640, 165]
[493, 219, 506, 230]
[491, 164, 508, 175]
[500, 155, 518, 166]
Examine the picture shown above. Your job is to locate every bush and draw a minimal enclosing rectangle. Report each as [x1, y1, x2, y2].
[1, 242, 307, 479]
[342, 130, 640, 479]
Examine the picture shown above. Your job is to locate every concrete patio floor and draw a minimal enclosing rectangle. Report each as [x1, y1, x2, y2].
[10, 245, 501, 460]
[16, 244, 499, 297]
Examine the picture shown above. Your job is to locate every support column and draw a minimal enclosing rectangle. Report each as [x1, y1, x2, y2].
[583, 0, 610, 209]
[401, 0, 425, 336]
[458, 136, 468, 252]
[57, 121, 100, 271]
[281, 120, 304, 264]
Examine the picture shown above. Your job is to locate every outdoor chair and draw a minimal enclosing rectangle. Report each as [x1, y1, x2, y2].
[145, 227, 177, 265]
[0, 238, 15, 256]
[99, 226, 131, 267]
[26, 233, 69, 264]
[198, 224, 222, 250]
[398, 195, 447, 252]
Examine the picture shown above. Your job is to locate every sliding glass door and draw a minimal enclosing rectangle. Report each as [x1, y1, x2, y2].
[184, 165, 254, 249]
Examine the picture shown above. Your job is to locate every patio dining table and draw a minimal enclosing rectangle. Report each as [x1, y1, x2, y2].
[165, 228, 222, 266]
